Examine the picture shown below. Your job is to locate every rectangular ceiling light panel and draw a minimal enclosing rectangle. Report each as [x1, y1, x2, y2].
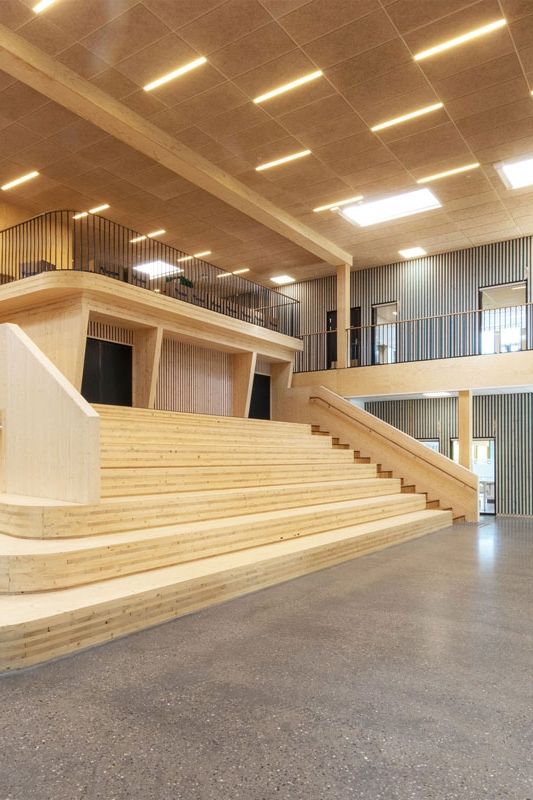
[341, 188, 441, 227]
[497, 155, 533, 189]
[271, 275, 295, 285]
[313, 194, 363, 212]
[399, 247, 427, 258]
[134, 260, 183, 279]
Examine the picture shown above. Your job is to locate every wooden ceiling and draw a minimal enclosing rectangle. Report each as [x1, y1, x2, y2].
[1, 0, 533, 282]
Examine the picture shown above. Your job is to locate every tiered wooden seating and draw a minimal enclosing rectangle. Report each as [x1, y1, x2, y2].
[0, 406, 452, 671]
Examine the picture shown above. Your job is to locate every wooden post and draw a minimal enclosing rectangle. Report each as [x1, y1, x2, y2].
[270, 360, 293, 420]
[458, 389, 473, 470]
[336, 263, 351, 369]
[232, 351, 257, 417]
[132, 326, 163, 409]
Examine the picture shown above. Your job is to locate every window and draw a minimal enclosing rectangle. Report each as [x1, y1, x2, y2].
[479, 282, 527, 354]
[451, 438, 496, 515]
[372, 302, 397, 364]
[419, 439, 440, 453]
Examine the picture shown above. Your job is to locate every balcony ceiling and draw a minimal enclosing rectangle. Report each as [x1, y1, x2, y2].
[1, 0, 533, 283]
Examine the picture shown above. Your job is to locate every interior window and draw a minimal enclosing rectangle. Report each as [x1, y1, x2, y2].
[372, 302, 397, 364]
[480, 282, 526, 354]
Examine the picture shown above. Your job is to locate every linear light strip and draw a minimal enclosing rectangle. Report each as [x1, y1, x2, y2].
[417, 162, 480, 183]
[371, 102, 443, 132]
[256, 150, 311, 172]
[253, 70, 323, 104]
[314, 194, 364, 213]
[414, 18, 507, 61]
[1, 171, 39, 191]
[89, 203, 110, 214]
[33, 0, 56, 12]
[143, 57, 207, 91]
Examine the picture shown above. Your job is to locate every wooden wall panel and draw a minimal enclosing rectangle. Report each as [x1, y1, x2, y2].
[155, 338, 232, 416]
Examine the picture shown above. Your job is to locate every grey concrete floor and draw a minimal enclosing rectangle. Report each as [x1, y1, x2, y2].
[1, 518, 532, 800]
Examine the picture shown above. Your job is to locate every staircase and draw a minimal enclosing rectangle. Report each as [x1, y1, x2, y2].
[0, 405, 452, 671]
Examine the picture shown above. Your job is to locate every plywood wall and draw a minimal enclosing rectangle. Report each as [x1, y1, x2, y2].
[155, 338, 232, 415]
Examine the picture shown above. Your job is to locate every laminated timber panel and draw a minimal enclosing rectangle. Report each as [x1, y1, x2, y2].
[0, 509, 451, 671]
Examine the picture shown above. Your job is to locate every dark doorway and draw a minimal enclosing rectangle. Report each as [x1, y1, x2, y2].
[81, 337, 132, 406]
[249, 373, 270, 419]
[326, 307, 361, 369]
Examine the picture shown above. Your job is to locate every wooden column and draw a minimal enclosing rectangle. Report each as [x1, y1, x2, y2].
[232, 351, 257, 418]
[132, 326, 163, 409]
[336, 263, 351, 369]
[270, 360, 293, 420]
[458, 389, 473, 470]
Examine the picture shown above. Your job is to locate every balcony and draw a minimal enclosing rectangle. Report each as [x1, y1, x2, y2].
[0, 210, 298, 336]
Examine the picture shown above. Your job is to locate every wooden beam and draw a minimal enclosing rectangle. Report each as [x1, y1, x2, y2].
[232, 351, 257, 417]
[0, 24, 353, 269]
[336, 263, 351, 369]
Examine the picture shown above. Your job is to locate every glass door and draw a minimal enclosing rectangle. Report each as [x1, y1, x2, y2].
[479, 282, 527, 354]
[372, 302, 398, 364]
[451, 438, 496, 515]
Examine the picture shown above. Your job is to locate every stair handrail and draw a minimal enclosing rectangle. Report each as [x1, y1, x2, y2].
[309, 386, 478, 492]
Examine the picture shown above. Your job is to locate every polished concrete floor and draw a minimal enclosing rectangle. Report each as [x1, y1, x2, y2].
[1, 518, 532, 800]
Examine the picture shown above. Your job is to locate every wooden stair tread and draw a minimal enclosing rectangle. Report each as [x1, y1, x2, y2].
[0, 510, 452, 627]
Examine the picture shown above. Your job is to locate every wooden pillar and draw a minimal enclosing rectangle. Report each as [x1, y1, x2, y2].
[336, 263, 351, 369]
[232, 351, 257, 417]
[132, 326, 163, 409]
[458, 389, 473, 470]
[270, 360, 293, 420]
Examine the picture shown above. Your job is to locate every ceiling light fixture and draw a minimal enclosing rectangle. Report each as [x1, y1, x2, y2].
[340, 188, 441, 227]
[417, 162, 480, 183]
[253, 70, 323, 104]
[193, 250, 211, 258]
[232, 268, 250, 275]
[496, 155, 533, 189]
[143, 56, 207, 91]
[33, 0, 57, 12]
[73, 212, 88, 220]
[217, 268, 251, 279]
[147, 229, 165, 238]
[134, 260, 183, 279]
[423, 392, 453, 398]
[255, 150, 311, 171]
[130, 235, 147, 243]
[371, 102, 443, 132]
[313, 194, 363, 213]
[1, 170, 39, 191]
[271, 275, 295, 285]
[414, 18, 507, 61]
[399, 247, 427, 259]
[89, 203, 110, 214]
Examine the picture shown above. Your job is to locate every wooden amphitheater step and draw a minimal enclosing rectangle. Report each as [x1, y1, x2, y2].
[100, 462, 380, 497]
[0, 477, 402, 539]
[0, 493, 428, 591]
[100, 447, 357, 468]
[0, 509, 452, 671]
[95, 405, 308, 431]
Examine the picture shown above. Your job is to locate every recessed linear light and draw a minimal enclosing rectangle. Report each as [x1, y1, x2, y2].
[253, 70, 323, 104]
[423, 392, 453, 398]
[417, 162, 480, 183]
[496, 155, 533, 189]
[216, 268, 250, 279]
[271, 275, 295, 285]
[399, 247, 427, 259]
[313, 194, 363, 213]
[134, 261, 183, 279]
[131, 229, 166, 243]
[89, 203, 110, 214]
[1, 170, 39, 191]
[340, 188, 441, 227]
[33, 0, 56, 12]
[413, 18, 507, 61]
[143, 57, 207, 92]
[371, 102, 443, 132]
[73, 212, 88, 220]
[255, 150, 311, 172]
[176, 250, 212, 263]
[130, 235, 147, 243]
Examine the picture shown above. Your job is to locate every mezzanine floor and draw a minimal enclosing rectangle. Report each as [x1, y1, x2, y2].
[0, 518, 531, 800]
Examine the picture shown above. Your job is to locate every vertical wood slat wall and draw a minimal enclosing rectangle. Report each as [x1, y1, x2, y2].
[365, 395, 533, 516]
[86, 324, 233, 415]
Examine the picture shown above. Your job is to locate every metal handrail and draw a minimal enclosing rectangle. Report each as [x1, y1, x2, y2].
[346, 302, 533, 330]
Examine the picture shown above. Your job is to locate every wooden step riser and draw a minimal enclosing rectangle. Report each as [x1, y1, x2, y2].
[1, 495, 427, 592]
[96, 408, 308, 431]
[2, 479, 403, 539]
[100, 464, 379, 496]
[0, 511, 452, 671]
[99, 436, 336, 451]
[100, 451, 358, 468]
[99, 431, 329, 446]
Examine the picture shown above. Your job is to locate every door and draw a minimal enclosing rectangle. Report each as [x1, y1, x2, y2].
[81, 338, 133, 406]
[479, 282, 527, 354]
[326, 309, 337, 369]
[372, 302, 398, 364]
[327, 307, 361, 369]
[451, 438, 496, 515]
[249, 373, 270, 419]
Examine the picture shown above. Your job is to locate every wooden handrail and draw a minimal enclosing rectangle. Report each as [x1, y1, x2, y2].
[309, 393, 477, 491]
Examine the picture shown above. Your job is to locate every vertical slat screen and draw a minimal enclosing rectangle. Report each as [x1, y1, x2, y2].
[87, 321, 133, 345]
[155, 338, 232, 416]
[365, 394, 533, 516]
